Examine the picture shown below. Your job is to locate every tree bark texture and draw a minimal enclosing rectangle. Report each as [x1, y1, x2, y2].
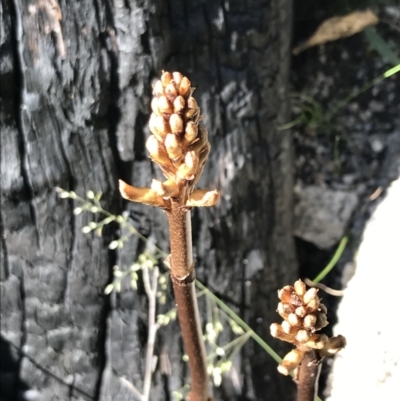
[1, 0, 296, 400]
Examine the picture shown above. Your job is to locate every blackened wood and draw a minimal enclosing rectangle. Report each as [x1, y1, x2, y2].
[1, 0, 296, 400]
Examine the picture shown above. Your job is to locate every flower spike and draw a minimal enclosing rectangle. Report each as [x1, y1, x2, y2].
[119, 71, 219, 210]
[270, 279, 346, 376]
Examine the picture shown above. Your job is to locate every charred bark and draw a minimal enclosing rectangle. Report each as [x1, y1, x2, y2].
[1, 0, 296, 400]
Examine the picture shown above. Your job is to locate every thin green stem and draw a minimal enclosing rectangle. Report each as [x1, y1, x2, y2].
[195, 280, 281, 364]
[326, 64, 400, 121]
[277, 114, 305, 131]
[142, 265, 160, 400]
[312, 236, 348, 284]
[206, 332, 251, 361]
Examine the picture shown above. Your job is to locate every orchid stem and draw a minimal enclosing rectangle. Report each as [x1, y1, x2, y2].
[296, 351, 322, 401]
[167, 202, 210, 401]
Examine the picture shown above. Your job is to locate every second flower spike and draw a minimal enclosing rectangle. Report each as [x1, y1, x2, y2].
[270, 279, 346, 375]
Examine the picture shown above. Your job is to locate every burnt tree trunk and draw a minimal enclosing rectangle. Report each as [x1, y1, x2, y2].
[1, 0, 296, 400]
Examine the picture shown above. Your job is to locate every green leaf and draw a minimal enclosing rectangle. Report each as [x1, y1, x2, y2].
[365, 26, 400, 66]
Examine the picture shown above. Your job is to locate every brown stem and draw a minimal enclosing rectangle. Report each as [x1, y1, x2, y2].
[296, 351, 322, 401]
[166, 200, 193, 278]
[166, 201, 210, 401]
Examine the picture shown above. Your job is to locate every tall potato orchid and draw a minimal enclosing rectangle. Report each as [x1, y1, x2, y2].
[119, 71, 218, 401]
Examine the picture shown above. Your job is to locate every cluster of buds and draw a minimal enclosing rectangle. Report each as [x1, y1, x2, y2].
[270, 279, 346, 375]
[119, 71, 219, 210]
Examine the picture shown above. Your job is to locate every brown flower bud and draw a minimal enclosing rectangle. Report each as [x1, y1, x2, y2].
[149, 114, 170, 140]
[146, 135, 171, 166]
[151, 98, 161, 115]
[278, 349, 305, 376]
[185, 109, 196, 120]
[306, 334, 329, 349]
[281, 320, 293, 335]
[277, 302, 293, 319]
[169, 113, 184, 134]
[270, 323, 294, 343]
[185, 96, 199, 119]
[176, 151, 199, 180]
[188, 126, 209, 154]
[183, 121, 198, 145]
[303, 314, 317, 328]
[187, 96, 198, 109]
[173, 96, 186, 113]
[165, 82, 178, 98]
[157, 96, 173, 114]
[172, 71, 183, 85]
[165, 133, 183, 160]
[161, 71, 173, 86]
[185, 150, 197, 168]
[270, 323, 282, 338]
[288, 313, 301, 327]
[295, 306, 307, 318]
[315, 313, 328, 330]
[179, 76, 191, 96]
[303, 288, 318, 304]
[319, 303, 327, 314]
[295, 329, 310, 343]
[146, 134, 160, 153]
[294, 280, 306, 296]
[290, 292, 303, 307]
[305, 299, 320, 314]
[278, 286, 293, 303]
[153, 80, 165, 96]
